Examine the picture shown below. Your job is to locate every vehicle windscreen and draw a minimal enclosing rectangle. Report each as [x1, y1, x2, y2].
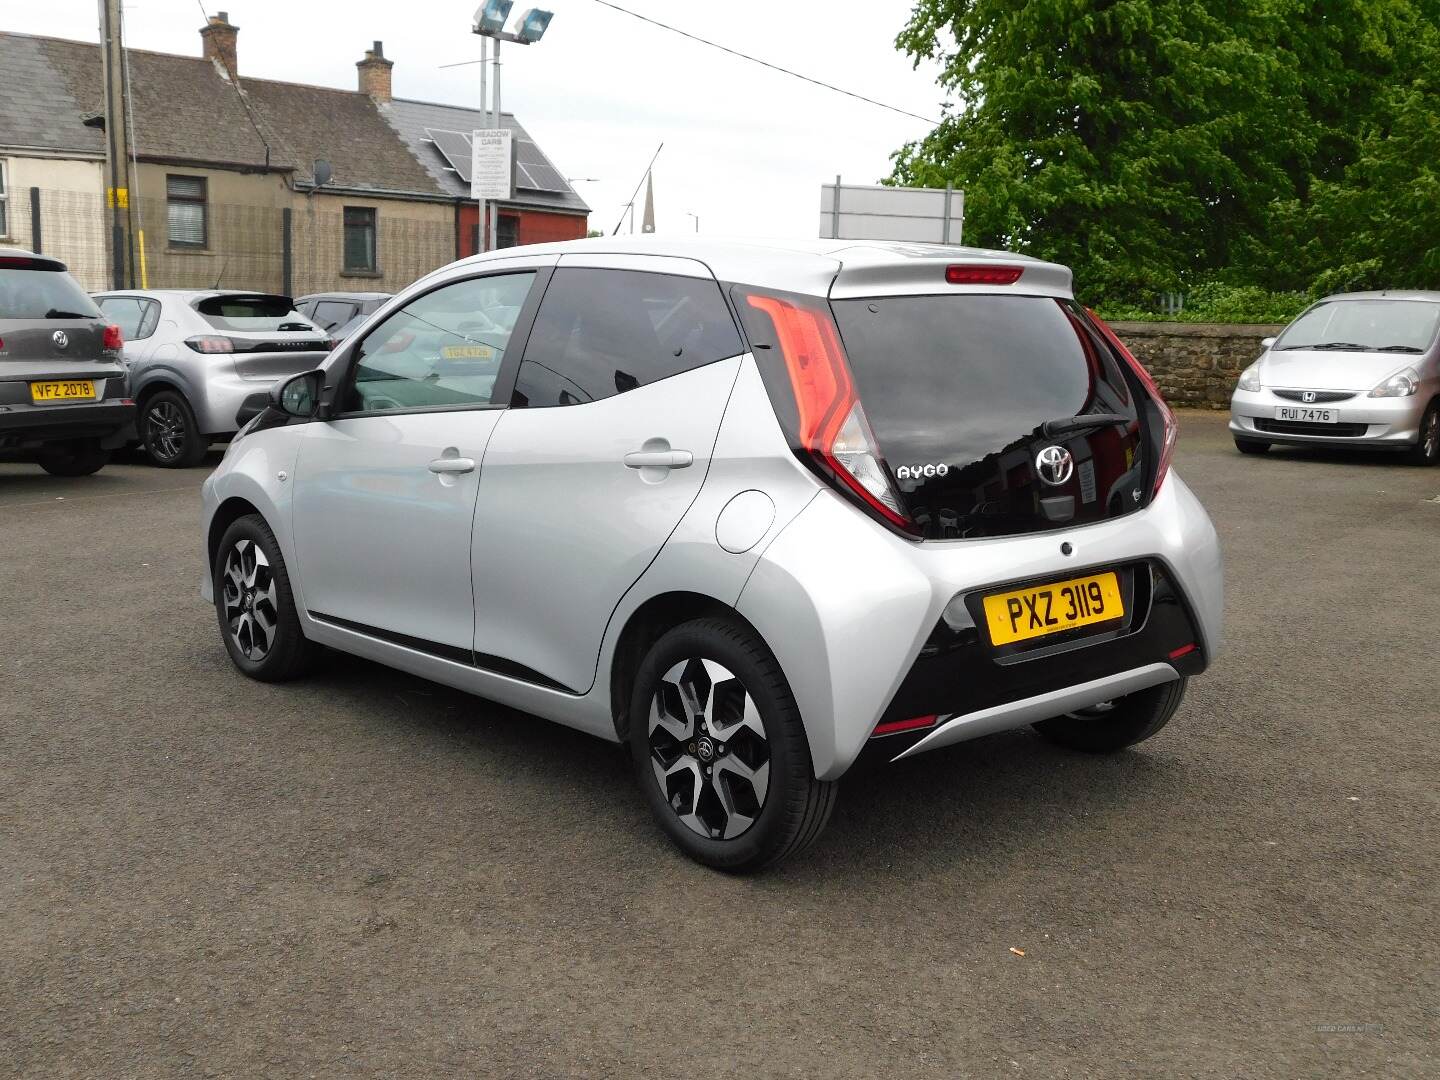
[831, 294, 1146, 539]
[195, 295, 316, 333]
[0, 268, 101, 320]
[1274, 299, 1440, 353]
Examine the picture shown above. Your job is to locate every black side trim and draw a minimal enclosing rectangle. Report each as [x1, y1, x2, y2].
[308, 611, 575, 694]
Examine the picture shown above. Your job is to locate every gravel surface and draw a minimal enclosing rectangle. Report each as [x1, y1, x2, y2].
[2, 413, 1436, 1078]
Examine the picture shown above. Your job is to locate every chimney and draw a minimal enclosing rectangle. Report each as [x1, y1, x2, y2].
[357, 41, 393, 103]
[200, 10, 239, 74]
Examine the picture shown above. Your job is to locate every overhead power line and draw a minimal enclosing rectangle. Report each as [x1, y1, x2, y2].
[585, 0, 941, 127]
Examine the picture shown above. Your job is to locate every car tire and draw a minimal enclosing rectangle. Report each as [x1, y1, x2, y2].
[141, 390, 210, 468]
[37, 440, 110, 476]
[1032, 677, 1187, 753]
[1407, 401, 1439, 466]
[1233, 437, 1271, 455]
[213, 513, 318, 683]
[628, 617, 837, 873]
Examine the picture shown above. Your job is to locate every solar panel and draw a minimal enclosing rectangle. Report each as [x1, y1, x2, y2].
[425, 125, 574, 195]
[514, 135, 570, 194]
[425, 128, 475, 184]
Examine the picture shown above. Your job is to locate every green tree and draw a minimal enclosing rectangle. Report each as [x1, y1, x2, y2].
[889, 1, 1423, 304]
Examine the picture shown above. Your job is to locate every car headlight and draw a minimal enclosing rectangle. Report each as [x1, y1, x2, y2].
[1369, 367, 1420, 398]
[1237, 362, 1263, 393]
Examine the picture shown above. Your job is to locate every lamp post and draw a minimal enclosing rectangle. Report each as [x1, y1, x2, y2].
[686, 212, 699, 233]
[471, 3, 554, 252]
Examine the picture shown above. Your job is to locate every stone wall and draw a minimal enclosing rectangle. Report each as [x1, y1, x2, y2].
[1106, 321, 1286, 409]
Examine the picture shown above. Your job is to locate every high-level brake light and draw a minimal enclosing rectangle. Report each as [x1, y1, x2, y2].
[946, 265, 1023, 285]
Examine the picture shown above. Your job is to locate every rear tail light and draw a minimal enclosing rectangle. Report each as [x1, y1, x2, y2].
[946, 264, 1023, 286]
[185, 335, 234, 354]
[742, 293, 916, 535]
[102, 323, 124, 351]
[1089, 310, 1176, 498]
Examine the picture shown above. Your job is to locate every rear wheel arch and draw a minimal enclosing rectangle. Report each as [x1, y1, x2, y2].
[609, 591, 772, 742]
[135, 378, 186, 413]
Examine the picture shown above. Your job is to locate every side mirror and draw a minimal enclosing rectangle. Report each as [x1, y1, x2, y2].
[1260, 337, 1276, 349]
[270, 369, 324, 418]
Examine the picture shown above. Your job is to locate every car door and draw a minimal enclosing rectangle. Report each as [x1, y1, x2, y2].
[470, 256, 746, 694]
[290, 266, 548, 657]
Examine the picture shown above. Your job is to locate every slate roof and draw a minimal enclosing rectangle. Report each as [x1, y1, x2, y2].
[381, 97, 588, 215]
[0, 30, 585, 212]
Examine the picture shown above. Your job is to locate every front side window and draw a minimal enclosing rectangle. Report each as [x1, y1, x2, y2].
[344, 272, 535, 413]
[343, 207, 377, 273]
[166, 175, 207, 248]
[1274, 299, 1440, 354]
[512, 268, 742, 408]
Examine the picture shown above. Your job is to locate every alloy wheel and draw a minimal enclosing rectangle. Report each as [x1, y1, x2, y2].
[647, 657, 771, 840]
[221, 538, 279, 661]
[146, 400, 186, 462]
[1424, 409, 1439, 460]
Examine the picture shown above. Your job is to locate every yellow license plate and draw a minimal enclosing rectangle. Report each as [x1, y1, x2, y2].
[982, 571, 1124, 646]
[440, 344, 495, 360]
[31, 379, 97, 403]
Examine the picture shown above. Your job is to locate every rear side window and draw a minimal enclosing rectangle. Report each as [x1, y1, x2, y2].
[195, 295, 313, 333]
[313, 300, 357, 332]
[99, 296, 158, 339]
[0, 267, 101, 320]
[512, 268, 742, 407]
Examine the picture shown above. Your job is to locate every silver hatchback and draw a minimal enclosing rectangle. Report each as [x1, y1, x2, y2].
[94, 289, 332, 467]
[1229, 291, 1440, 464]
[199, 237, 1224, 871]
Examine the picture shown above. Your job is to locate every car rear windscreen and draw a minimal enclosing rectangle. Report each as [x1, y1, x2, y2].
[196, 295, 315, 333]
[0, 267, 101, 321]
[831, 294, 1146, 539]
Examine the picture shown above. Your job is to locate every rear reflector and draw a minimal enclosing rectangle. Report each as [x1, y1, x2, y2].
[946, 265, 1023, 286]
[1168, 643, 1198, 660]
[871, 714, 939, 738]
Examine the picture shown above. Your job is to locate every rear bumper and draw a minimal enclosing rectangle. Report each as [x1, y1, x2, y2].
[736, 473, 1223, 781]
[0, 399, 137, 450]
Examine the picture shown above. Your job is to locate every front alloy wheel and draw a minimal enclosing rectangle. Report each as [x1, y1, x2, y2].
[213, 514, 317, 682]
[221, 538, 279, 661]
[1410, 402, 1440, 466]
[648, 658, 771, 841]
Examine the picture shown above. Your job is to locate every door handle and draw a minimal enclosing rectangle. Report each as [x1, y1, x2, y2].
[428, 456, 476, 474]
[623, 449, 693, 470]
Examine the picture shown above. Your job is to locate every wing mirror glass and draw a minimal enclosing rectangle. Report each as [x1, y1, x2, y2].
[271, 369, 324, 418]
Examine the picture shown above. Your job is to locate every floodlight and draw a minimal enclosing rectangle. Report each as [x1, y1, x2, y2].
[514, 8, 554, 43]
[473, 0, 514, 35]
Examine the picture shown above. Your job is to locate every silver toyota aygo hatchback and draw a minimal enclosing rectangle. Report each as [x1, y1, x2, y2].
[200, 238, 1224, 871]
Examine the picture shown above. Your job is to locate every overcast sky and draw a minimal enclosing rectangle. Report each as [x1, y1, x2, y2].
[9, 0, 951, 237]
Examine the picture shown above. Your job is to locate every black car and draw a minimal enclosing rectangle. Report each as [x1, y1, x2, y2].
[0, 249, 134, 475]
[294, 291, 391, 339]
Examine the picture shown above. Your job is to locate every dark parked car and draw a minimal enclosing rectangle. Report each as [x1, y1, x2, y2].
[0, 249, 134, 475]
[294, 292, 391, 339]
